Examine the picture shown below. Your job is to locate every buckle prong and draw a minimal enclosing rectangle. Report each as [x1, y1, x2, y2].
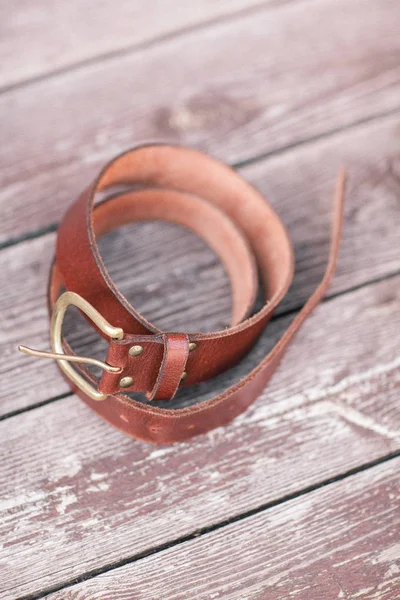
[18, 291, 124, 401]
[18, 346, 122, 374]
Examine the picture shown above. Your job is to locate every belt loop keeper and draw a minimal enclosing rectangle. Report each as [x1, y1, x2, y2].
[148, 333, 190, 401]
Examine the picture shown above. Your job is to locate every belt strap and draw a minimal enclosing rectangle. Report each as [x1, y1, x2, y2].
[20, 145, 345, 444]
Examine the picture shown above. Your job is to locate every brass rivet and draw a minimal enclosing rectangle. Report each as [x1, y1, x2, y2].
[188, 342, 197, 352]
[129, 345, 144, 357]
[180, 371, 187, 382]
[120, 376, 134, 388]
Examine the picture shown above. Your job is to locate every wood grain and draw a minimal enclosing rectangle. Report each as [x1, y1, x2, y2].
[1, 276, 399, 599]
[1, 2, 399, 598]
[0, 0, 267, 89]
[45, 459, 400, 600]
[1, 113, 399, 416]
[1, 0, 400, 243]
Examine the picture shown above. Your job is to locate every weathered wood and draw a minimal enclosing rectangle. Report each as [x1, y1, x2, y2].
[1, 2, 399, 598]
[1, 277, 399, 599]
[1, 0, 400, 243]
[2, 113, 400, 416]
[0, 0, 266, 89]
[45, 460, 400, 600]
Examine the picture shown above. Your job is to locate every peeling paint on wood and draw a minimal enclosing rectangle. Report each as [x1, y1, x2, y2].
[0, 0, 399, 597]
[0, 277, 399, 598]
[43, 460, 400, 600]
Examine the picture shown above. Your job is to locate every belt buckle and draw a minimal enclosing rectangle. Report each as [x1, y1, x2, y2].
[19, 291, 124, 401]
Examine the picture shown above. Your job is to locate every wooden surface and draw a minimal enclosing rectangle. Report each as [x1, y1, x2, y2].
[46, 459, 400, 600]
[0, 1, 399, 599]
[1, 0, 400, 244]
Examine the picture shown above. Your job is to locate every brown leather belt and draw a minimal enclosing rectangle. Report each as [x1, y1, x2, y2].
[19, 145, 345, 444]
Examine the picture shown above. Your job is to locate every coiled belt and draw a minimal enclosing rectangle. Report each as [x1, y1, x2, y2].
[19, 145, 345, 444]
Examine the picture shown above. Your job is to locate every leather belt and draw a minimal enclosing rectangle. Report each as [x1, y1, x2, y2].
[19, 145, 345, 444]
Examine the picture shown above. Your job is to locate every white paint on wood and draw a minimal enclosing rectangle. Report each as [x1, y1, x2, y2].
[309, 397, 400, 442]
[0, 277, 399, 598]
[44, 461, 400, 600]
[0, 2, 399, 596]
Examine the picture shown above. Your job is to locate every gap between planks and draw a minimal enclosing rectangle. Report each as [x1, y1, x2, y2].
[1, 267, 399, 425]
[0, 0, 296, 95]
[1, 274, 399, 598]
[2, 0, 400, 242]
[0, 3, 398, 596]
[2, 110, 400, 416]
[17, 453, 400, 600]
[43, 458, 400, 600]
[0, 102, 399, 254]
[0, 116, 400, 420]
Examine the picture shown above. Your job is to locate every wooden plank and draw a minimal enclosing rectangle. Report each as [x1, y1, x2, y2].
[1, 0, 400, 243]
[0, 0, 266, 89]
[1, 277, 399, 599]
[2, 112, 400, 416]
[45, 459, 400, 600]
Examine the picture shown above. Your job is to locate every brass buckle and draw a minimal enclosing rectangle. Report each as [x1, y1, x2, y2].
[18, 291, 124, 401]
